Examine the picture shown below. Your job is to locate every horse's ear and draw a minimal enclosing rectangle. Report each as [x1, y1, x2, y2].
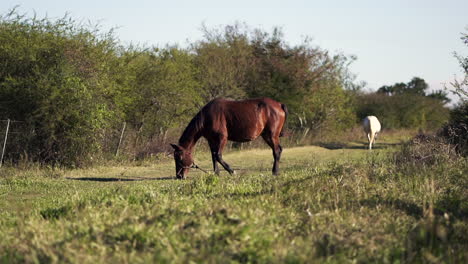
[170, 143, 180, 151]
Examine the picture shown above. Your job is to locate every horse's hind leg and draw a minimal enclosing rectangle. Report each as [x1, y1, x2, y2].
[369, 133, 375, 150]
[366, 133, 371, 149]
[262, 133, 282, 175]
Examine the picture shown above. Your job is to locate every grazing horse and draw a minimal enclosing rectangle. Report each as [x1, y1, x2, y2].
[170, 97, 288, 179]
[363, 116, 381, 150]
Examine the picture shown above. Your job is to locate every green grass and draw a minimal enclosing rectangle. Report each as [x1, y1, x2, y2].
[0, 136, 467, 263]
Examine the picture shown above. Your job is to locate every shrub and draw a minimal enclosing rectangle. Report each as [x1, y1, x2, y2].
[439, 102, 468, 156]
[0, 10, 122, 166]
[394, 134, 458, 167]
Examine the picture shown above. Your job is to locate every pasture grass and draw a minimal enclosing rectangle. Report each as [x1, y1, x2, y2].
[0, 136, 467, 263]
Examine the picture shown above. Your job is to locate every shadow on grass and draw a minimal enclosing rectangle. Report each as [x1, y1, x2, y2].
[214, 175, 316, 199]
[360, 196, 468, 220]
[66, 176, 175, 182]
[360, 197, 424, 218]
[317, 141, 402, 150]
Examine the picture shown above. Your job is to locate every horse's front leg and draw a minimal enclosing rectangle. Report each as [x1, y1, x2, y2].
[211, 151, 220, 175]
[209, 137, 235, 175]
[214, 152, 235, 175]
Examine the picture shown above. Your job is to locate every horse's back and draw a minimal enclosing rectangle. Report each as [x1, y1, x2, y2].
[202, 98, 286, 141]
[226, 98, 285, 124]
[204, 97, 283, 119]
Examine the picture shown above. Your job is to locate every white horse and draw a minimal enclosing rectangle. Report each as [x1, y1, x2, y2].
[363, 116, 381, 150]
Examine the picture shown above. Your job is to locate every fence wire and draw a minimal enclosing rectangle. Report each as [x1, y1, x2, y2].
[0, 120, 179, 165]
[0, 119, 299, 165]
[0, 119, 35, 165]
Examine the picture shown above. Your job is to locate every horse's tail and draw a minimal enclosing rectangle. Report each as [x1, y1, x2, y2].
[280, 103, 288, 137]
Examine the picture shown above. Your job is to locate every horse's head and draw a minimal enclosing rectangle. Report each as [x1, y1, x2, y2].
[170, 144, 194, 179]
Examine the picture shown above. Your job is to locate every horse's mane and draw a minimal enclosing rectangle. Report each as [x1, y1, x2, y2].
[178, 110, 204, 146]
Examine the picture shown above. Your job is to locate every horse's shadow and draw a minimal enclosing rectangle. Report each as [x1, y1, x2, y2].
[317, 141, 401, 150]
[359, 196, 468, 220]
[359, 197, 424, 219]
[66, 176, 175, 182]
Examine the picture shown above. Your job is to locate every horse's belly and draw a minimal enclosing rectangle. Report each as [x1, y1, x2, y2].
[227, 134, 258, 142]
[227, 126, 263, 142]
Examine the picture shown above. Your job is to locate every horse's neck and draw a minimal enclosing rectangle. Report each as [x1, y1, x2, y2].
[179, 116, 203, 150]
[179, 134, 200, 150]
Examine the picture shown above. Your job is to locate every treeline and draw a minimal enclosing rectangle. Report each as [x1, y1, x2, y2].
[0, 10, 452, 166]
[356, 77, 450, 129]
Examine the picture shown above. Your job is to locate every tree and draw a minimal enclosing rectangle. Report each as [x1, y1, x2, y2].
[428, 90, 451, 104]
[448, 28, 468, 103]
[406, 77, 428, 95]
[118, 47, 203, 142]
[377, 77, 450, 104]
[192, 23, 252, 100]
[440, 27, 468, 156]
[242, 28, 356, 131]
[377, 78, 428, 96]
[192, 24, 358, 132]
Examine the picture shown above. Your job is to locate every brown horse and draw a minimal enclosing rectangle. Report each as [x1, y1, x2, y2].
[170, 97, 288, 179]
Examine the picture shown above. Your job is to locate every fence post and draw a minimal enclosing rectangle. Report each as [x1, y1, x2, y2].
[1, 119, 11, 168]
[116, 122, 126, 156]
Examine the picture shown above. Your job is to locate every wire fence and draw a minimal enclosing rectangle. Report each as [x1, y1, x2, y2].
[0, 119, 177, 166]
[0, 118, 303, 166]
[0, 119, 33, 167]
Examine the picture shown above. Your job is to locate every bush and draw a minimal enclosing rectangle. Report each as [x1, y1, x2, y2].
[439, 102, 468, 156]
[118, 47, 203, 151]
[0, 10, 122, 166]
[394, 134, 458, 167]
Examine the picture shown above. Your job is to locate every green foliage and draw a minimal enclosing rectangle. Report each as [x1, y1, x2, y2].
[440, 102, 468, 156]
[449, 28, 468, 103]
[377, 77, 428, 96]
[438, 29, 468, 156]
[377, 77, 450, 104]
[427, 90, 451, 104]
[119, 47, 203, 139]
[193, 24, 252, 100]
[356, 93, 449, 130]
[0, 10, 121, 166]
[192, 24, 358, 134]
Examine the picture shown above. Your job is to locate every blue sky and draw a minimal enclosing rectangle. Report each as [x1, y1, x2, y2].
[2, 0, 467, 102]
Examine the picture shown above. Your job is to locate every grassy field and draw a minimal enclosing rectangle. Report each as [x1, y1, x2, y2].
[0, 135, 467, 263]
